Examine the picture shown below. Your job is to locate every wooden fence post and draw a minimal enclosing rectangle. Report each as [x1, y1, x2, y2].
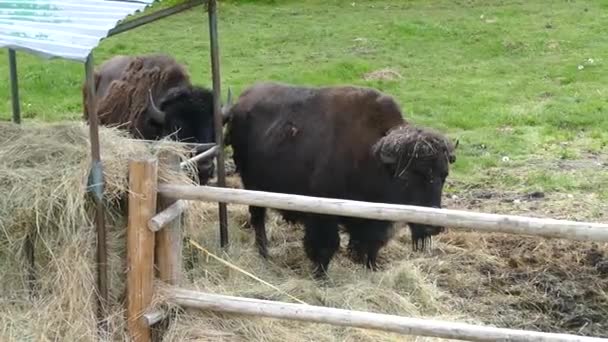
[149, 152, 185, 340]
[127, 158, 158, 342]
[155, 152, 183, 285]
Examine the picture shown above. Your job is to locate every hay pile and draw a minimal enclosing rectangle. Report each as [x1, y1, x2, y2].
[0, 121, 464, 342]
[0, 122, 196, 341]
[1, 122, 606, 341]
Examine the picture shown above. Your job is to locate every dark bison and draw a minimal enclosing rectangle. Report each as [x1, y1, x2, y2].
[226, 82, 457, 277]
[83, 53, 230, 184]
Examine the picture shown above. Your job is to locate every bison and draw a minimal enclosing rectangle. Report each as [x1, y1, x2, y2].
[83, 53, 230, 184]
[225, 82, 457, 278]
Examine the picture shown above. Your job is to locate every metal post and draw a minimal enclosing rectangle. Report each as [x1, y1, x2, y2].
[8, 49, 21, 124]
[84, 54, 109, 332]
[108, 0, 203, 37]
[207, 0, 229, 247]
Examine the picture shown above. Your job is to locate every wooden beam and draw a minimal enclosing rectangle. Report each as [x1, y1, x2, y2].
[127, 159, 158, 342]
[158, 185, 608, 243]
[168, 289, 604, 342]
[155, 153, 183, 286]
[149, 200, 188, 232]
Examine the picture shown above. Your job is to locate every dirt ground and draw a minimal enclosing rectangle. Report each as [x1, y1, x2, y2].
[425, 187, 608, 337]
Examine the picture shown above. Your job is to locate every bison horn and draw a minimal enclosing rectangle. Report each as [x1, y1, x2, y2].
[226, 86, 233, 106]
[378, 150, 397, 165]
[147, 89, 166, 124]
[372, 140, 397, 165]
[454, 139, 459, 149]
[380, 153, 397, 165]
[221, 86, 233, 124]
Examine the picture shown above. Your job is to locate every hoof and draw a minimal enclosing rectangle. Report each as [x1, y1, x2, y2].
[365, 261, 382, 272]
[312, 266, 329, 280]
[257, 245, 269, 259]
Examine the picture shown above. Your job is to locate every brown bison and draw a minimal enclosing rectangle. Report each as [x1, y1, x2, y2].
[83, 53, 230, 184]
[225, 82, 457, 278]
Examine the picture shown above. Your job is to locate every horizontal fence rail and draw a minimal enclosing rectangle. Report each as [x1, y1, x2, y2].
[168, 288, 606, 342]
[158, 185, 608, 242]
[148, 200, 188, 232]
[180, 145, 219, 169]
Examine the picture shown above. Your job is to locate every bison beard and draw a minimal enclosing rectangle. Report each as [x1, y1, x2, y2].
[227, 82, 456, 278]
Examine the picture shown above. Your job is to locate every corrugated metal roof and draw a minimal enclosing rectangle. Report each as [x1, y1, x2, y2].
[0, 0, 155, 62]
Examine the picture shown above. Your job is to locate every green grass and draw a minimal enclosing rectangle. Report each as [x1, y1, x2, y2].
[1, 0, 606, 199]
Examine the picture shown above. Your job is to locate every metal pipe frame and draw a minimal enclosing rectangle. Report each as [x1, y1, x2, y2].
[84, 54, 109, 332]
[207, 0, 229, 248]
[8, 49, 21, 124]
[108, 0, 203, 37]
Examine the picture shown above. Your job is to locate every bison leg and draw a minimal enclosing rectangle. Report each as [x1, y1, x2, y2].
[345, 219, 392, 271]
[249, 206, 269, 258]
[279, 210, 300, 225]
[303, 216, 340, 279]
[346, 236, 366, 265]
[347, 237, 382, 270]
[365, 240, 386, 271]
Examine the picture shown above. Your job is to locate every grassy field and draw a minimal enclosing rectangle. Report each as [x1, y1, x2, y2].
[1, 1, 607, 339]
[1, 0, 606, 201]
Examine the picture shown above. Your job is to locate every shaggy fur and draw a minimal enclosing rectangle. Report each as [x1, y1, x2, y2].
[82, 54, 217, 184]
[227, 82, 457, 278]
[371, 125, 456, 251]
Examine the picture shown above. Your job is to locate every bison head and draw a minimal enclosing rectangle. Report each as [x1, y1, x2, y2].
[147, 85, 216, 143]
[372, 125, 457, 251]
[147, 85, 232, 184]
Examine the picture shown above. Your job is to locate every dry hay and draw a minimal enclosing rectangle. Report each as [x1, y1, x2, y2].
[160, 176, 608, 341]
[1, 122, 607, 341]
[163, 198, 469, 342]
[0, 121, 198, 341]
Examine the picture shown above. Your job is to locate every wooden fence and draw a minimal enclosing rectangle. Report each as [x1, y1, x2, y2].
[125, 156, 608, 342]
